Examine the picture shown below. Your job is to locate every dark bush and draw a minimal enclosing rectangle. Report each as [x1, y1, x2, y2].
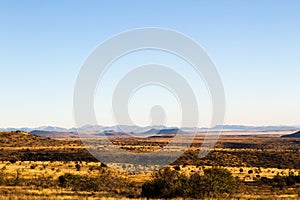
[142, 167, 237, 199]
[30, 164, 37, 169]
[75, 163, 81, 171]
[58, 171, 135, 195]
[58, 173, 100, 191]
[201, 168, 237, 198]
[0, 170, 6, 185]
[141, 167, 188, 198]
[257, 175, 300, 189]
[271, 176, 287, 189]
[188, 172, 205, 198]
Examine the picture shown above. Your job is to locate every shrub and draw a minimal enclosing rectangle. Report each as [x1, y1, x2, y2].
[142, 167, 237, 199]
[30, 164, 37, 169]
[0, 170, 6, 185]
[201, 167, 237, 198]
[58, 173, 98, 191]
[75, 163, 81, 171]
[258, 175, 300, 189]
[271, 176, 287, 189]
[58, 171, 134, 194]
[141, 167, 188, 198]
[188, 172, 205, 198]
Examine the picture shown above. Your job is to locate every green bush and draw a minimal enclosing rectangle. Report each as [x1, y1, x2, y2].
[141, 167, 189, 198]
[58, 173, 99, 191]
[259, 175, 300, 189]
[187, 172, 205, 198]
[201, 167, 237, 198]
[58, 171, 135, 195]
[142, 167, 237, 199]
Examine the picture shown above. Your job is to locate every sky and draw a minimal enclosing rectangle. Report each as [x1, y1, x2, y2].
[0, 0, 299, 128]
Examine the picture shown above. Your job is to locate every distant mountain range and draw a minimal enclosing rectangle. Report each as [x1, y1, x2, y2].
[1, 125, 298, 139]
[0, 124, 299, 134]
[29, 128, 186, 139]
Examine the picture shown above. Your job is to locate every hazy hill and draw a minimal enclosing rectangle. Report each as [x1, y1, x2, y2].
[1, 124, 299, 133]
[30, 130, 79, 138]
[142, 128, 186, 135]
[281, 131, 300, 138]
[0, 131, 77, 147]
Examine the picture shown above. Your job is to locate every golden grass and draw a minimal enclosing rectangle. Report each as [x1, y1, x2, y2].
[1, 132, 300, 199]
[0, 186, 146, 200]
[0, 161, 299, 199]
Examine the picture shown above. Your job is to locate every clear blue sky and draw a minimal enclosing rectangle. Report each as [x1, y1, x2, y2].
[0, 0, 299, 128]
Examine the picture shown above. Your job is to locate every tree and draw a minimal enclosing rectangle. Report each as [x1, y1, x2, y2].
[188, 172, 205, 198]
[141, 167, 237, 199]
[201, 167, 237, 198]
[141, 167, 188, 198]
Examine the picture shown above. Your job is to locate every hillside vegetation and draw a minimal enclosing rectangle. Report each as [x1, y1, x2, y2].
[0, 131, 300, 199]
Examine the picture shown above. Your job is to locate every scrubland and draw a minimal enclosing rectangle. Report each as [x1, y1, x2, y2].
[1, 131, 300, 199]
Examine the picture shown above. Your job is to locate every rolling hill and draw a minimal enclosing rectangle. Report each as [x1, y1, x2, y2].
[281, 131, 300, 138]
[0, 131, 79, 147]
[30, 130, 79, 138]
